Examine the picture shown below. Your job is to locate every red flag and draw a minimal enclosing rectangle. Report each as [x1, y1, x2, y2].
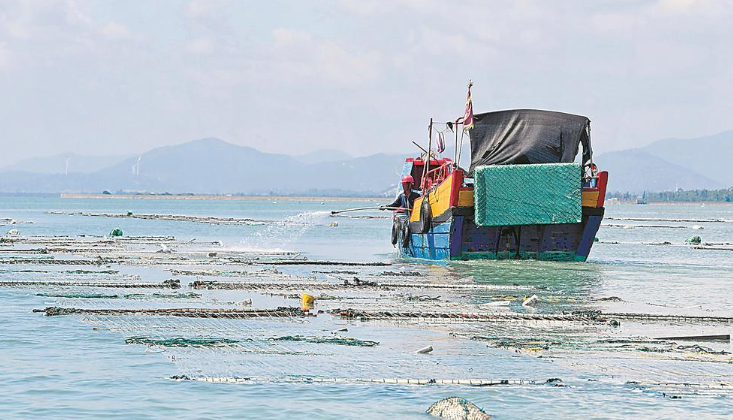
[462, 81, 474, 131]
[436, 131, 445, 153]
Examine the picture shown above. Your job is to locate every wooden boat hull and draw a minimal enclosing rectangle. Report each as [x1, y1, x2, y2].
[397, 206, 604, 262]
[390, 157, 607, 263]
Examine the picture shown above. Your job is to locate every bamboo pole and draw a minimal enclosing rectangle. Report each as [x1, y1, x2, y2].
[422, 118, 433, 194]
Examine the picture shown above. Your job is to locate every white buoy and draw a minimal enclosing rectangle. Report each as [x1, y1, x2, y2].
[416, 345, 433, 354]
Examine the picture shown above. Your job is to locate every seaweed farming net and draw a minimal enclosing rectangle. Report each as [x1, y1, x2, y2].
[4, 231, 733, 398]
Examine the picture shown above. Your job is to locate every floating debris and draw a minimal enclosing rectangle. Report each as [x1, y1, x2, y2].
[676, 344, 729, 355]
[482, 338, 562, 352]
[635, 343, 730, 356]
[594, 296, 623, 302]
[686, 235, 702, 245]
[522, 294, 538, 307]
[344, 277, 378, 287]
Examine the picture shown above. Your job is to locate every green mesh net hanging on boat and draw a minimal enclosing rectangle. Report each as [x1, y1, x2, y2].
[473, 163, 582, 227]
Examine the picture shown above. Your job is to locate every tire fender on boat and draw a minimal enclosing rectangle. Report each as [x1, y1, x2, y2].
[401, 221, 411, 248]
[391, 218, 400, 246]
[419, 199, 432, 233]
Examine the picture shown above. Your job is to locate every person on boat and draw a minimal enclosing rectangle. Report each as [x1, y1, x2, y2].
[381, 175, 420, 213]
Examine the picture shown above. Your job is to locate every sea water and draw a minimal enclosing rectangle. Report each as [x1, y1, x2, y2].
[1, 196, 732, 419]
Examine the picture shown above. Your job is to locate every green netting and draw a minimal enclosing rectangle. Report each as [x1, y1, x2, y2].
[473, 163, 582, 227]
[125, 336, 239, 348]
[271, 335, 379, 347]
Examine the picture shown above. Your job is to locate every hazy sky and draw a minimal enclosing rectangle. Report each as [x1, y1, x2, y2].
[1, 0, 731, 167]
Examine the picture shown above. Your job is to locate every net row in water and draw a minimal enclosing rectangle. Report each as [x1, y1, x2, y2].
[1, 279, 180, 288]
[191, 279, 527, 291]
[35, 306, 306, 318]
[170, 376, 565, 386]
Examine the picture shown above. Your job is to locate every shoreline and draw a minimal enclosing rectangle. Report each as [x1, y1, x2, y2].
[59, 193, 385, 202]
[606, 201, 733, 206]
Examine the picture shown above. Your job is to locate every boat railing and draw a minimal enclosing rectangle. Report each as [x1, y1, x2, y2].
[420, 161, 453, 191]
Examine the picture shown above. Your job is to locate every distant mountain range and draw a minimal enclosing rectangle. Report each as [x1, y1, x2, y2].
[1, 131, 731, 194]
[594, 130, 733, 193]
[0, 138, 404, 196]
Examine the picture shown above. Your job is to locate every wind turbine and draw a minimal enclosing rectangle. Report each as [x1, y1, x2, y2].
[64, 157, 71, 176]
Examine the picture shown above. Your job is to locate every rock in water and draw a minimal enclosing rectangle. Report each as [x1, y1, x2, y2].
[427, 397, 491, 420]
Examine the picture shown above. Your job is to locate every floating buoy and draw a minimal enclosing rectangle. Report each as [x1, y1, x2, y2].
[301, 293, 315, 310]
[416, 345, 433, 354]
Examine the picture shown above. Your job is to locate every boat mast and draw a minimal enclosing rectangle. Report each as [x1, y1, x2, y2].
[453, 117, 460, 169]
[422, 118, 433, 193]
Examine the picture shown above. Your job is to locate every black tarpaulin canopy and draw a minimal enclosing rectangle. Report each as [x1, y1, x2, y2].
[468, 109, 592, 174]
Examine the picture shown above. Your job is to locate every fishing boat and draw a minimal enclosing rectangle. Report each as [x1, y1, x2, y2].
[390, 104, 608, 262]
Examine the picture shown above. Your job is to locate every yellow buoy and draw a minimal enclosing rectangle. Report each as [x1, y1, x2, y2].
[301, 293, 315, 310]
